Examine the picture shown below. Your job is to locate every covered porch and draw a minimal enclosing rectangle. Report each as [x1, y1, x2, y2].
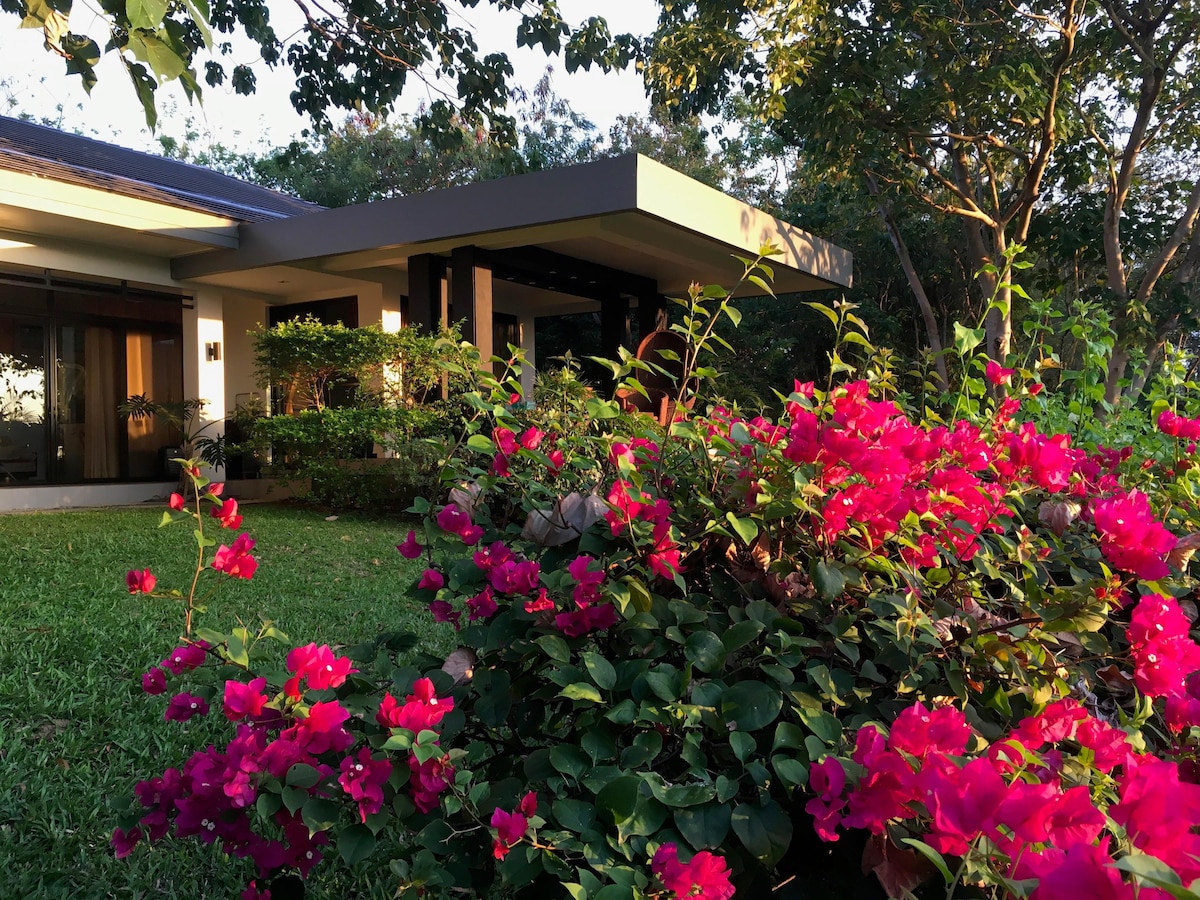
[172, 154, 853, 396]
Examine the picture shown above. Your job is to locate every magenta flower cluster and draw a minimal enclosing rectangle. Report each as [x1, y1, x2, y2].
[808, 698, 1200, 899]
[114, 643, 456, 889]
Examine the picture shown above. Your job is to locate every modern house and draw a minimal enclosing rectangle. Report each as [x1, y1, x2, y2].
[0, 115, 852, 510]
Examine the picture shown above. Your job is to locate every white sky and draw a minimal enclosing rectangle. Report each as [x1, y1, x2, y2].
[0, 1, 659, 154]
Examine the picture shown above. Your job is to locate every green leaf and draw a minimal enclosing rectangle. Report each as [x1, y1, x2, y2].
[731, 800, 792, 867]
[901, 839, 955, 886]
[772, 722, 807, 751]
[226, 629, 249, 667]
[804, 302, 839, 328]
[797, 707, 842, 744]
[721, 619, 764, 653]
[811, 560, 845, 600]
[953, 322, 986, 357]
[466, 434, 495, 453]
[535, 635, 571, 663]
[181, 0, 212, 48]
[684, 631, 727, 674]
[255, 791, 282, 821]
[595, 776, 640, 826]
[62, 34, 101, 92]
[285, 763, 323, 789]
[643, 772, 716, 807]
[729, 731, 756, 762]
[550, 744, 590, 780]
[581, 652, 616, 691]
[675, 803, 732, 851]
[301, 797, 340, 834]
[552, 798, 596, 833]
[1112, 853, 1185, 888]
[721, 681, 782, 732]
[121, 59, 158, 130]
[725, 512, 758, 545]
[337, 823, 376, 866]
[561, 682, 603, 703]
[126, 0, 168, 30]
[281, 786, 308, 815]
[746, 274, 774, 296]
[771, 755, 808, 787]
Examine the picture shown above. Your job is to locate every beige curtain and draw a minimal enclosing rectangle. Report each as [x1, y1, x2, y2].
[125, 332, 155, 477]
[83, 327, 118, 478]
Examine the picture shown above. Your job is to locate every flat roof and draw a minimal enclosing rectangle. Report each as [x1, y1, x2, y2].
[172, 154, 853, 297]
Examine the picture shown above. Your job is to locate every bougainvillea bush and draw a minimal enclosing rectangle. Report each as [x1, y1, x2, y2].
[114, 270, 1200, 899]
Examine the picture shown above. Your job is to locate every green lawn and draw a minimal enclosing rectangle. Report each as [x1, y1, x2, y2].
[0, 503, 441, 898]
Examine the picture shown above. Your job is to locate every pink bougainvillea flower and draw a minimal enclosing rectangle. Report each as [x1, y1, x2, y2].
[339, 747, 392, 822]
[207, 482, 224, 497]
[408, 752, 454, 813]
[436, 505, 483, 546]
[428, 600, 461, 629]
[1024, 841, 1131, 900]
[161, 642, 207, 674]
[466, 586, 498, 621]
[490, 806, 529, 859]
[546, 448, 565, 476]
[142, 668, 167, 695]
[111, 825, 142, 859]
[491, 452, 511, 477]
[489, 558, 540, 595]
[212, 533, 257, 580]
[168, 492, 186, 511]
[126, 568, 156, 594]
[518, 791, 537, 817]
[164, 692, 209, 722]
[810, 756, 846, 802]
[288, 700, 354, 754]
[1092, 490, 1176, 581]
[377, 677, 453, 732]
[493, 426, 518, 456]
[223, 677, 269, 721]
[397, 529, 423, 559]
[519, 426, 544, 450]
[210, 496, 243, 530]
[1158, 409, 1200, 441]
[524, 588, 554, 614]
[240, 881, 270, 900]
[651, 843, 735, 900]
[555, 603, 619, 638]
[285, 643, 355, 692]
[888, 702, 971, 759]
[417, 569, 444, 591]
[985, 360, 1015, 386]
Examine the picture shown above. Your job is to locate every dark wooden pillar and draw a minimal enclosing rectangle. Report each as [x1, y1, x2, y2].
[600, 290, 631, 362]
[407, 254, 447, 333]
[637, 288, 667, 341]
[451, 245, 493, 357]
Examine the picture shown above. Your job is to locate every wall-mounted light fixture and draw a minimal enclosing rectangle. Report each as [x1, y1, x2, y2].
[205, 341, 221, 361]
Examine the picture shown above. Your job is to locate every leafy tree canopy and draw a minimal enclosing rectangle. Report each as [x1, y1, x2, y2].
[3, 0, 638, 137]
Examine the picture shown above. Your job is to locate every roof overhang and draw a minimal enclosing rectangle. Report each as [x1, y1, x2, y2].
[172, 155, 852, 301]
[0, 168, 241, 254]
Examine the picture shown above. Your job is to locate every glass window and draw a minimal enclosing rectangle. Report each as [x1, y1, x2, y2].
[0, 316, 47, 483]
[0, 272, 185, 485]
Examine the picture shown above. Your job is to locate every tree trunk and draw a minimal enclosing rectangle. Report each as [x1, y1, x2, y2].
[865, 172, 949, 388]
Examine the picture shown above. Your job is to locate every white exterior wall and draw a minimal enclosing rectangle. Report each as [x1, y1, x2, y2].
[222, 295, 270, 412]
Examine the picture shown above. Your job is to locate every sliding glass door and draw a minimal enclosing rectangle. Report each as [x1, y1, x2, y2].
[0, 272, 185, 486]
[0, 316, 47, 483]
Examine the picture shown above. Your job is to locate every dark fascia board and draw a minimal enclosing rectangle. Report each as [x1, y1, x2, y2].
[173, 155, 643, 280]
[171, 154, 853, 290]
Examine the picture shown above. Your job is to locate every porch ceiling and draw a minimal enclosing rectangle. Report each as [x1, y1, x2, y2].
[171, 155, 853, 303]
